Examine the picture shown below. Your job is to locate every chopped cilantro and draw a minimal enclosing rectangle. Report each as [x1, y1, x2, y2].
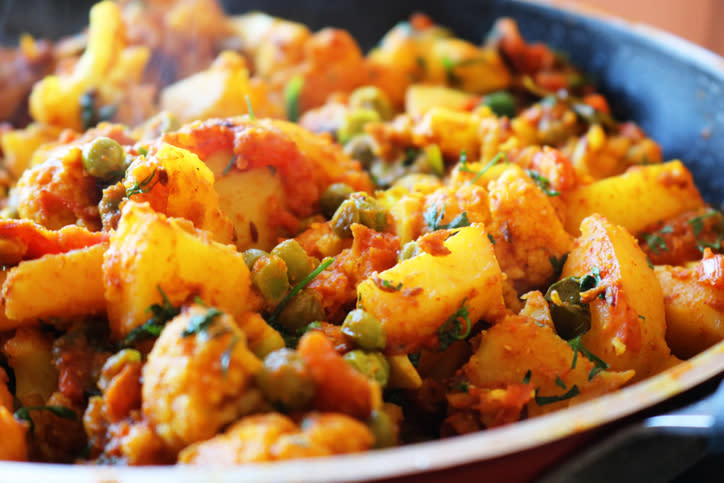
[554, 375, 567, 389]
[222, 155, 236, 176]
[526, 169, 560, 196]
[220, 334, 240, 376]
[126, 169, 159, 198]
[568, 334, 609, 380]
[438, 299, 472, 350]
[268, 257, 334, 326]
[424, 204, 470, 231]
[458, 151, 505, 184]
[487, 233, 496, 245]
[122, 286, 180, 345]
[522, 370, 532, 384]
[408, 352, 421, 367]
[284, 75, 304, 123]
[451, 381, 469, 393]
[245, 94, 255, 121]
[534, 385, 580, 406]
[643, 225, 673, 255]
[182, 308, 223, 337]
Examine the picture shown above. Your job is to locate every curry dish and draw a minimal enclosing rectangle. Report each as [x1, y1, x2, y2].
[0, 0, 722, 465]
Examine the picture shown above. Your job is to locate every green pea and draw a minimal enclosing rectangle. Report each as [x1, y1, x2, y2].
[544, 276, 591, 340]
[338, 108, 380, 145]
[271, 239, 311, 284]
[82, 137, 126, 181]
[366, 409, 397, 448]
[256, 348, 315, 411]
[349, 86, 393, 121]
[331, 192, 387, 238]
[398, 241, 421, 261]
[252, 254, 290, 305]
[242, 248, 268, 269]
[343, 350, 390, 387]
[276, 289, 325, 332]
[482, 90, 516, 118]
[341, 309, 385, 351]
[320, 183, 354, 219]
[343, 135, 376, 169]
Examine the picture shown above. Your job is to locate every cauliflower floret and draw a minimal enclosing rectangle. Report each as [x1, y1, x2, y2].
[179, 412, 373, 464]
[142, 304, 262, 454]
[487, 165, 573, 293]
[13, 148, 102, 231]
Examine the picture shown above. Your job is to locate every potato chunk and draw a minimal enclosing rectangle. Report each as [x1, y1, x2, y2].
[142, 305, 261, 453]
[655, 254, 724, 359]
[463, 315, 634, 417]
[563, 161, 704, 236]
[562, 214, 674, 380]
[357, 224, 506, 353]
[179, 412, 373, 464]
[103, 201, 251, 340]
[3, 243, 106, 324]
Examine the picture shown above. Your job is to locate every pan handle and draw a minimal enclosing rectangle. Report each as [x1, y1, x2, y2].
[537, 377, 724, 483]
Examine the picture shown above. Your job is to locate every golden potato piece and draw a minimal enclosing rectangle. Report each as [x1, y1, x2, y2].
[357, 224, 506, 353]
[159, 51, 282, 123]
[3, 243, 106, 324]
[2, 327, 58, 407]
[405, 85, 478, 118]
[562, 214, 675, 380]
[655, 255, 724, 359]
[463, 315, 634, 417]
[142, 305, 261, 454]
[563, 161, 704, 236]
[103, 201, 251, 340]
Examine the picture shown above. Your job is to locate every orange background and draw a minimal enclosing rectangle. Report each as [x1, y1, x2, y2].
[547, 0, 724, 55]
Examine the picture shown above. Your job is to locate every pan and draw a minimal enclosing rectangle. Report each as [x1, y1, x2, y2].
[0, 0, 723, 481]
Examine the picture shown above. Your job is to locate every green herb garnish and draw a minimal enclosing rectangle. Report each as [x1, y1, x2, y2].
[284, 75, 304, 123]
[643, 225, 673, 255]
[222, 155, 236, 176]
[268, 257, 334, 326]
[424, 204, 470, 231]
[568, 334, 609, 380]
[487, 233, 496, 245]
[408, 352, 421, 367]
[220, 334, 240, 376]
[182, 308, 223, 337]
[451, 381, 469, 393]
[687, 209, 724, 253]
[126, 169, 159, 198]
[522, 370, 532, 384]
[534, 385, 580, 406]
[123, 286, 180, 345]
[526, 169, 560, 196]
[80, 91, 118, 130]
[554, 375, 567, 389]
[245, 94, 255, 121]
[438, 299, 472, 350]
[458, 151, 505, 184]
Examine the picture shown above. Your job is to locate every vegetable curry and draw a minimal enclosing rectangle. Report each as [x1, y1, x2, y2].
[0, 0, 722, 465]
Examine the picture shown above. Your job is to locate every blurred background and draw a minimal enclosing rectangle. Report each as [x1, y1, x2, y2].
[548, 0, 724, 55]
[1, 0, 723, 55]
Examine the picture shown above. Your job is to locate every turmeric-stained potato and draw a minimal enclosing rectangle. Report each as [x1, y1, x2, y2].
[563, 161, 704, 236]
[179, 412, 373, 464]
[357, 224, 506, 354]
[562, 214, 675, 380]
[103, 201, 250, 340]
[655, 254, 724, 359]
[3, 243, 106, 324]
[142, 304, 261, 454]
[487, 165, 573, 293]
[412, 107, 480, 159]
[160, 51, 283, 123]
[0, 406, 28, 461]
[0, 123, 62, 179]
[463, 315, 634, 417]
[405, 85, 479, 118]
[124, 143, 235, 244]
[2, 327, 58, 407]
[421, 184, 491, 235]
